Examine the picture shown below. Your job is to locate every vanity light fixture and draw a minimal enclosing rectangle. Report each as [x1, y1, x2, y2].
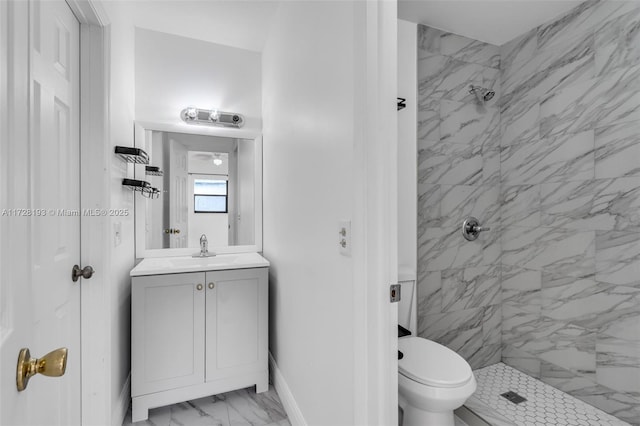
[213, 154, 223, 166]
[180, 107, 244, 128]
[185, 106, 198, 120]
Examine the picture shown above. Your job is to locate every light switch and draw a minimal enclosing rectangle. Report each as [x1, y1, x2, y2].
[339, 220, 351, 256]
[114, 222, 122, 247]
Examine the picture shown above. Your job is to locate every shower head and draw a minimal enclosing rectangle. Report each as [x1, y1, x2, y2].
[469, 85, 495, 103]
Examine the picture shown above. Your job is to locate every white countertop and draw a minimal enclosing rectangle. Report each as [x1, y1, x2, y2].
[130, 252, 270, 277]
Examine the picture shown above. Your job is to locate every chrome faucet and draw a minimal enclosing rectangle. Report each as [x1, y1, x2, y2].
[192, 234, 215, 257]
[200, 234, 208, 255]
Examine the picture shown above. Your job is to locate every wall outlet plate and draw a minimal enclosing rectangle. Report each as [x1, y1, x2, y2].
[339, 220, 351, 256]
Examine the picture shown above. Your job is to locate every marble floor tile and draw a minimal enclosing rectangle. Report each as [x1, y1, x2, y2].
[123, 386, 289, 426]
[468, 362, 630, 426]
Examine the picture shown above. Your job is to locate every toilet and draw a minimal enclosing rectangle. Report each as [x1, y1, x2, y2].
[397, 274, 477, 426]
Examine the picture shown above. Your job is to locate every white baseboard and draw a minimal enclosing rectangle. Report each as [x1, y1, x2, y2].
[113, 372, 131, 426]
[269, 352, 306, 426]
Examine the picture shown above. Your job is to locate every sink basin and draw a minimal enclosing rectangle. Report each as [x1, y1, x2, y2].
[130, 253, 269, 277]
[170, 255, 239, 267]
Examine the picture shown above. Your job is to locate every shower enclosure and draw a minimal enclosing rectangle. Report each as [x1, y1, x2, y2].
[415, 1, 640, 424]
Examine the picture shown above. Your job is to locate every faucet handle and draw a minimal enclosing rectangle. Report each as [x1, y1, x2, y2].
[462, 217, 490, 241]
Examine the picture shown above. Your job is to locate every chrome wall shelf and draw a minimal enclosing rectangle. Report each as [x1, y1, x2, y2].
[115, 146, 149, 164]
[145, 166, 163, 177]
[122, 178, 160, 199]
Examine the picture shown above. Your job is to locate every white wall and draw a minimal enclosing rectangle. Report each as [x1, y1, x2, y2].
[236, 139, 255, 245]
[397, 20, 417, 279]
[188, 151, 229, 175]
[98, 2, 138, 424]
[147, 131, 165, 249]
[262, 2, 358, 424]
[135, 28, 262, 133]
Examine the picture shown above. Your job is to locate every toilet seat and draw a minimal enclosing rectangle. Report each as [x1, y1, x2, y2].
[398, 337, 472, 388]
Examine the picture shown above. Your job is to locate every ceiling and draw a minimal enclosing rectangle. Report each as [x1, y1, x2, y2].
[398, 0, 584, 45]
[124, 1, 281, 52]
[121, 0, 583, 52]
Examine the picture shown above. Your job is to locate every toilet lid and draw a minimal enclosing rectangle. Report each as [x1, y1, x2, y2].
[398, 337, 472, 388]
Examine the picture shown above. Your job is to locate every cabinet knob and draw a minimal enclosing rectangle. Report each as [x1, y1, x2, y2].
[208, 282, 215, 289]
[196, 284, 203, 291]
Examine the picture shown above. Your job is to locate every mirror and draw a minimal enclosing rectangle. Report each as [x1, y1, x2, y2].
[134, 122, 262, 258]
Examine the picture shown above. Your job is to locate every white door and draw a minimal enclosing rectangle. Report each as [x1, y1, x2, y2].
[0, 0, 81, 425]
[169, 138, 188, 248]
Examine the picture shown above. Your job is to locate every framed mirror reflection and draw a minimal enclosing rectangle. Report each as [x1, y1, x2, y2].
[134, 122, 262, 258]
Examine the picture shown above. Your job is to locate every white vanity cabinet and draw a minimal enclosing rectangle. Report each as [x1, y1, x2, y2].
[130, 264, 268, 422]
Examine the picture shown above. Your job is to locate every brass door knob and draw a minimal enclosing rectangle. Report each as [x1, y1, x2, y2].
[196, 284, 203, 291]
[16, 347, 68, 392]
[208, 282, 214, 289]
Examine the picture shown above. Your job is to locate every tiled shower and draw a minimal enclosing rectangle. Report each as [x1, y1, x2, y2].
[416, 1, 640, 424]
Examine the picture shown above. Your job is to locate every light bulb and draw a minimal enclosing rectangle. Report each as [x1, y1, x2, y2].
[186, 107, 197, 120]
[209, 109, 219, 121]
[213, 158, 223, 166]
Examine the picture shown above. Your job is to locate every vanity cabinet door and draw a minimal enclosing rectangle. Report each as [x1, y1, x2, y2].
[132, 272, 206, 396]
[205, 268, 268, 382]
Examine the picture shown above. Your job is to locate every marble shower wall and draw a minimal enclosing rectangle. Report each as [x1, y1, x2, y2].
[500, 1, 640, 423]
[416, 24, 502, 370]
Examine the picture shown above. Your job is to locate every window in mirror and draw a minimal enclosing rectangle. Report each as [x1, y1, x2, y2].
[194, 179, 228, 213]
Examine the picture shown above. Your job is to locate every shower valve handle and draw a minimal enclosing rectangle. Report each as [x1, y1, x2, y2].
[462, 217, 490, 241]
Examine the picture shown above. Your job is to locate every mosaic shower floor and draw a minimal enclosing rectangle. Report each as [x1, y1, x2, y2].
[464, 363, 630, 426]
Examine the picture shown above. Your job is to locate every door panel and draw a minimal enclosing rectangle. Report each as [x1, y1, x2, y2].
[0, 1, 81, 425]
[169, 138, 188, 248]
[131, 273, 206, 396]
[205, 268, 267, 382]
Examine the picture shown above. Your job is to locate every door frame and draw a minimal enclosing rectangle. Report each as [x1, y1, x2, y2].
[64, 1, 115, 424]
[352, 1, 398, 425]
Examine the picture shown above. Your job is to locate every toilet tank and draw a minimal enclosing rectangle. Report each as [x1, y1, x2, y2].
[398, 267, 417, 335]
